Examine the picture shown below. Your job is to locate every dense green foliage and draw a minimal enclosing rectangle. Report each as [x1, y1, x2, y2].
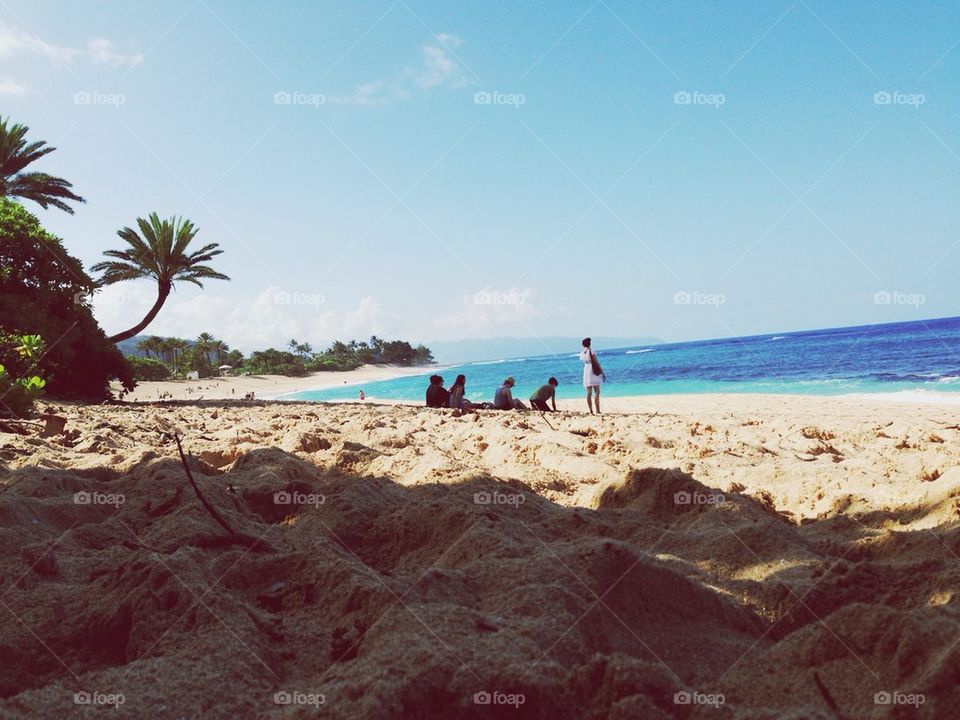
[0, 199, 134, 399]
[0, 333, 46, 417]
[246, 349, 306, 376]
[128, 356, 172, 381]
[307, 336, 433, 372]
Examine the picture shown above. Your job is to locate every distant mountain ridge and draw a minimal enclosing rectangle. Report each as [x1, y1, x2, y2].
[425, 336, 662, 364]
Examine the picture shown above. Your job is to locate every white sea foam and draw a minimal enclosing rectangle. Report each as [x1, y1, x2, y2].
[625, 349, 654, 355]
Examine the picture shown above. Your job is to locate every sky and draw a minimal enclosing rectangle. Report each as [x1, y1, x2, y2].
[3, 0, 958, 357]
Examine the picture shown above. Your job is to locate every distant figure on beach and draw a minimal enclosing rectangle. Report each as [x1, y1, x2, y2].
[359, 389, 366, 401]
[580, 337, 605, 414]
[426, 375, 450, 408]
[530, 377, 558, 412]
[494, 377, 526, 410]
[448, 374, 473, 409]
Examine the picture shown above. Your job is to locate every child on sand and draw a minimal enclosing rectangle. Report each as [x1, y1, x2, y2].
[529, 377, 558, 412]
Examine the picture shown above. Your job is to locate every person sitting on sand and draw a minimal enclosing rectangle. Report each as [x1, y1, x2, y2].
[426, 375, 450, 408]
[448, 374, 474, 410]
[580, 337, 606, 414]
[529, 377, 559, 412]
[494, 377, 526, 410]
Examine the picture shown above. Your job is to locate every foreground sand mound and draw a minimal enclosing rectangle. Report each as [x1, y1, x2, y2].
[1, 400, 958, 718]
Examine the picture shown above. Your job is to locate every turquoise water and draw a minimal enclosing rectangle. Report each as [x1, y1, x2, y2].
[285, 317, 960, 403]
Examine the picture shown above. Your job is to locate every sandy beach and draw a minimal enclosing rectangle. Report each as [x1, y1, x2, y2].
[2, 393, 958, 717]
[112, 364, 436, 402]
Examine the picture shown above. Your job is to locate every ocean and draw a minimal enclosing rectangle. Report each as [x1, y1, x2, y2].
[285, 316, 960, 404]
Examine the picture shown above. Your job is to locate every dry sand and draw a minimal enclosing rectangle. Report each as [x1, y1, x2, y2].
[113, 364, 435, 402]
[1, 394, 958, 718]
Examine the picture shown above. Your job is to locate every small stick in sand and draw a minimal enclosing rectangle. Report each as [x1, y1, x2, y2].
[538, 411, 555, 431]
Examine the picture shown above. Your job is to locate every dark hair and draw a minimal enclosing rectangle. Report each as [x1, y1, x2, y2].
[450, 374, 466, 390]
[582, 337, 591, 347]
[548, 377, 558, 385]
[430, 375, 442, 384]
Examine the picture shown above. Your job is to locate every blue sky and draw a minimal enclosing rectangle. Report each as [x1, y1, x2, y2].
[3, 0, 958, 355]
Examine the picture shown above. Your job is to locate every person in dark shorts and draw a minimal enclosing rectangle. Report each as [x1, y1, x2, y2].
[529, 377, 558, 412]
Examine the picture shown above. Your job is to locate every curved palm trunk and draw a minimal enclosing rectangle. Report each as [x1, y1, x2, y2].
[108, 281, 171, 343]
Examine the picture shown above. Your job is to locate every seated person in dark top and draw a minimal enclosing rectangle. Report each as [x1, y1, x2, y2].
[425, 375, 450, 408]
[529, 377, 558, 412]
[493, 376, 526, 410]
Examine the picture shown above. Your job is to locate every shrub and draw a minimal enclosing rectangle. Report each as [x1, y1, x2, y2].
[0, 199, 134, 399]
[128, 357, 171, 381]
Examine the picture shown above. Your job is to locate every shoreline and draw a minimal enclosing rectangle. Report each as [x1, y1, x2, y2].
[111, 363, 440, 402]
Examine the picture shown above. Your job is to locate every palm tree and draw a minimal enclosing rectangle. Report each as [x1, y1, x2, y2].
[170, 338, 190, 375]
[287, 339, 298, 355]
[211, 339, 229, 365]
[0, 116, 85, 213]
[195, 332, 215, 362]
[92, 213, 229, 343]
[136, 335, 163, 359]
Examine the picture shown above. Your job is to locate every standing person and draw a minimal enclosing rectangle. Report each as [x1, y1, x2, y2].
[448, 374, 472, 409]
[579, 338, 606, 414]
[529, 377, 559, 412]
[426, 375, 449, 408]
[359, 389, 366, 401]
[494, 377, 526, 410]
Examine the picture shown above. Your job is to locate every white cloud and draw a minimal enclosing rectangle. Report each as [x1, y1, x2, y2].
[90, 282, 389, 352]
[434, 287, 570, 331]
[0, 24, 78, 63]
[0, 23, 141, 69]
[411, 34, 467, 89]
[86, 37, 143, 68]
[333, 33, 469, 106]
[0, 78, 28, 97]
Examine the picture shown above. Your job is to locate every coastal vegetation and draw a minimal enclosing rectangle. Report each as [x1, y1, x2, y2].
[121, 334, 434, 378]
